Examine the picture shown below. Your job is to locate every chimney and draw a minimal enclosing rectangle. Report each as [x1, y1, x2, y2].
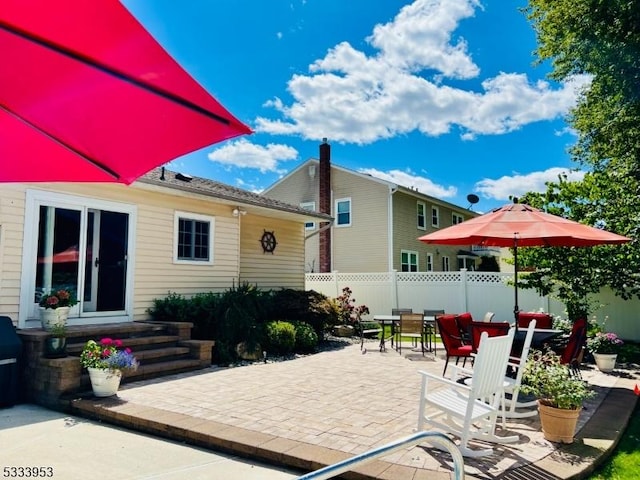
[319, 138, 331, 273]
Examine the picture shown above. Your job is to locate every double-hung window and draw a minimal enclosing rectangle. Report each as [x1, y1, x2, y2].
[417, 201, 426, 230]
[452, 213, 464, 225]
[335, 198, 351, 227]
[431, 206, 440, 227]
[426, 253, 434, 272]
[442, 256, 450, 271]
[300, 202, 316, 230]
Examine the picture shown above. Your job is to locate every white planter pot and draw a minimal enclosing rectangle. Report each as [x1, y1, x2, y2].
[88, 367, 122, 397]
[593, 353, 617, 373]
[39, 306, 70, 330]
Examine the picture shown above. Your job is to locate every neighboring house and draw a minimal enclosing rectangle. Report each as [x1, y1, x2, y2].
[262, 140, 479, 273]
[0, 167, 330, 329]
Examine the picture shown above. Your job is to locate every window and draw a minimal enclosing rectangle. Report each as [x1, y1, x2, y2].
[401, 250, 418, 272]
[335, 198, 351, 227]
[417, 201, 426, 230]
[300, 202, 316, 230]
[452, 213, 464, 225]
[426, 253, 434, 272]
[442, 256, 450, 271]
[431, 206, 440, 227]
[174, 211, 214, 264]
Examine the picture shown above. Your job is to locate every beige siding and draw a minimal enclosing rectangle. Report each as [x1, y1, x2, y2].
[392, 192, 472, 271]
[263, 161, 323, 273]
[331, 170, 390, 272]
[239, 214, 306, 289]
[0, 182, 305, 326]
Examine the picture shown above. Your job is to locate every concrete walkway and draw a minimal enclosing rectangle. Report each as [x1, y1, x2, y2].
[0, 404, 299, 479]
[64, 340, 639, 479]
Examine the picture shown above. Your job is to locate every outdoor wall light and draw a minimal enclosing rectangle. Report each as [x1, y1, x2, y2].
[232, 207, 247, 217]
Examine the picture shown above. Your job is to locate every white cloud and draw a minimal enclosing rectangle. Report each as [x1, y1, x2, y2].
[474, 167, 586, 201]
[358, 167, 457, 198]
[207, 139, 298, 173]
[255, 0, 591, 144]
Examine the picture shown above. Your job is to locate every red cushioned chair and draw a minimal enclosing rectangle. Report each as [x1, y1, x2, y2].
[517, 312, 553, 330]
[455, 312, 474, 344]
[436, 314, 473, 376]
[469, 321, 511, 354]
[560, 317, 588, 376]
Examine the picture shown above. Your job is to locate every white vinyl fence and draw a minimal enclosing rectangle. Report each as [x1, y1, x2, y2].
[306, 271, 640, 342]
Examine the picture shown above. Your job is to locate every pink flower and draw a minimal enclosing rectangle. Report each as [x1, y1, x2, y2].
[45, 296, 59, 307]
[114, 339, 123, 348]
[100, 338, 113, 346]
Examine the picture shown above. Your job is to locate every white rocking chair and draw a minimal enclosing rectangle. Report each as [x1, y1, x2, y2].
[417, 328, 519, 457]
[502, 319, 538, 421]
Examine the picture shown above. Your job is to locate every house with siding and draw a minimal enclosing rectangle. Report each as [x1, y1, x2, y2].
[262, 141, 478, 273]
[0, 167, 330, 329]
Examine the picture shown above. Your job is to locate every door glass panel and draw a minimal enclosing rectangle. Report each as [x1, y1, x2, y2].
[35, 206, 81, 305]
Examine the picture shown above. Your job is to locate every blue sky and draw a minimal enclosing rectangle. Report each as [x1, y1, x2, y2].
[122, 0, 588, 212]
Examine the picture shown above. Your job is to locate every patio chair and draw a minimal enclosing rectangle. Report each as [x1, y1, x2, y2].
[502, 319, 538, 421]
[436, 314, 473, 376]
[559, 317, 588, 377]
[391, 308, 412, 348]
[417, 328, 519, 457]
[455, 312, 474, 344]
[423, 309, 445, 353]
[359, 317, 383, 352]
[517, 312, 552, 329]
[395, 312, 426, 356]
[482, 311, 495, 322]
[470, 321, 511, 354]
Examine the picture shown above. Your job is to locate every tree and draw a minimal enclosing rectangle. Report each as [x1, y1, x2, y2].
[517, 1, 640, 319]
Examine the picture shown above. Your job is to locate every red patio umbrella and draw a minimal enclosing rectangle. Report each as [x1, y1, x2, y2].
[418, 200, 630, 325]
[0, 0, 251, 184]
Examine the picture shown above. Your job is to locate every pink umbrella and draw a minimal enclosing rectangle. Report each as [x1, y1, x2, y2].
[0, 0, 251, 184]
[419, 200, 630, 325]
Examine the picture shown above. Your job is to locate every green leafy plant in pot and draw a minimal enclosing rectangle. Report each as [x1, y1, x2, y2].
[521, 348, 594, 443]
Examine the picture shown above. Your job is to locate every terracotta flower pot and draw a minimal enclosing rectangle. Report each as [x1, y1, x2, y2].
[538, 402, 581, 443]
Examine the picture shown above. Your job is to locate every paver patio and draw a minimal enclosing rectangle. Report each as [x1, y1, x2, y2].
[70, 339, 640, 479]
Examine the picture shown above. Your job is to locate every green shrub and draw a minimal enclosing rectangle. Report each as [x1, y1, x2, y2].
[270, 289, 340, 337]
[294, 322, 318, 353]
[146, 291, 191, 322]
[265, 320, 296, 355]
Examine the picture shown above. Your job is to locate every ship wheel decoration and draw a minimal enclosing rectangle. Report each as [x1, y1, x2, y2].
[260, 230, 277, 253]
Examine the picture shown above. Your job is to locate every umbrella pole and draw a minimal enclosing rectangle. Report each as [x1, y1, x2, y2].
[513, 238, 519, 332]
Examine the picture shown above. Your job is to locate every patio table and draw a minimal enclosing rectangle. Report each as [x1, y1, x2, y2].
[372, 315, 436, 352]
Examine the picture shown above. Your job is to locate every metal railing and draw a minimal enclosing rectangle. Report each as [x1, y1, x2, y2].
[295, 431, 464, 480]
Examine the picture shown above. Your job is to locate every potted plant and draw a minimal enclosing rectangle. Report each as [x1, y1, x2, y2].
[39, 288, 78, 331]
[80, 338, 138, 397]
[587, 331, 624, 373]
[44, 322, 67, 358]
[521, 348, 594, 443]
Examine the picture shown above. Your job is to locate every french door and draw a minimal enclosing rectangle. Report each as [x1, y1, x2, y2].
[23, 190, 135, 324]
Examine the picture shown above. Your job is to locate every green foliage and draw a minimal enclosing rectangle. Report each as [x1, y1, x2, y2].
[270, 288, 341, 337]
[517, 1, 640, 319]
[521, 349, 594, 410]
[294, 322, 319, 353]
[148, 286, 339, 364]
[264, 320, 296, 355]
[476, 255, 500, 272]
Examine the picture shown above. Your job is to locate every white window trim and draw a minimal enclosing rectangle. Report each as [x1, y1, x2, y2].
[431, 206, 440, 227]
[401, 249, 418, 272]
[19, 189, 137, 327]
[173, 211, 215, 265]
[335, 197, 352, 227]
[417, 201, 426, 230]
[300, 201, 316, 231]
[442, 256, 450, 271]
[426, 253, 434, 272]
[452, 212, 464, 225]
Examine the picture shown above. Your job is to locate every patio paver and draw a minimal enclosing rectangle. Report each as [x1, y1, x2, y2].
[70, 340, 640, 479]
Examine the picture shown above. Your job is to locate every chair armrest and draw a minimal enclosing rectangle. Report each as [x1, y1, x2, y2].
[418, 370, 472, 392]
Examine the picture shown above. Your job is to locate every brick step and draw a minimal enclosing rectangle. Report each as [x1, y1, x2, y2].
[134, 346, 191, 363]
[63, 321, 169, 341]
[66, 334, 180, 355]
